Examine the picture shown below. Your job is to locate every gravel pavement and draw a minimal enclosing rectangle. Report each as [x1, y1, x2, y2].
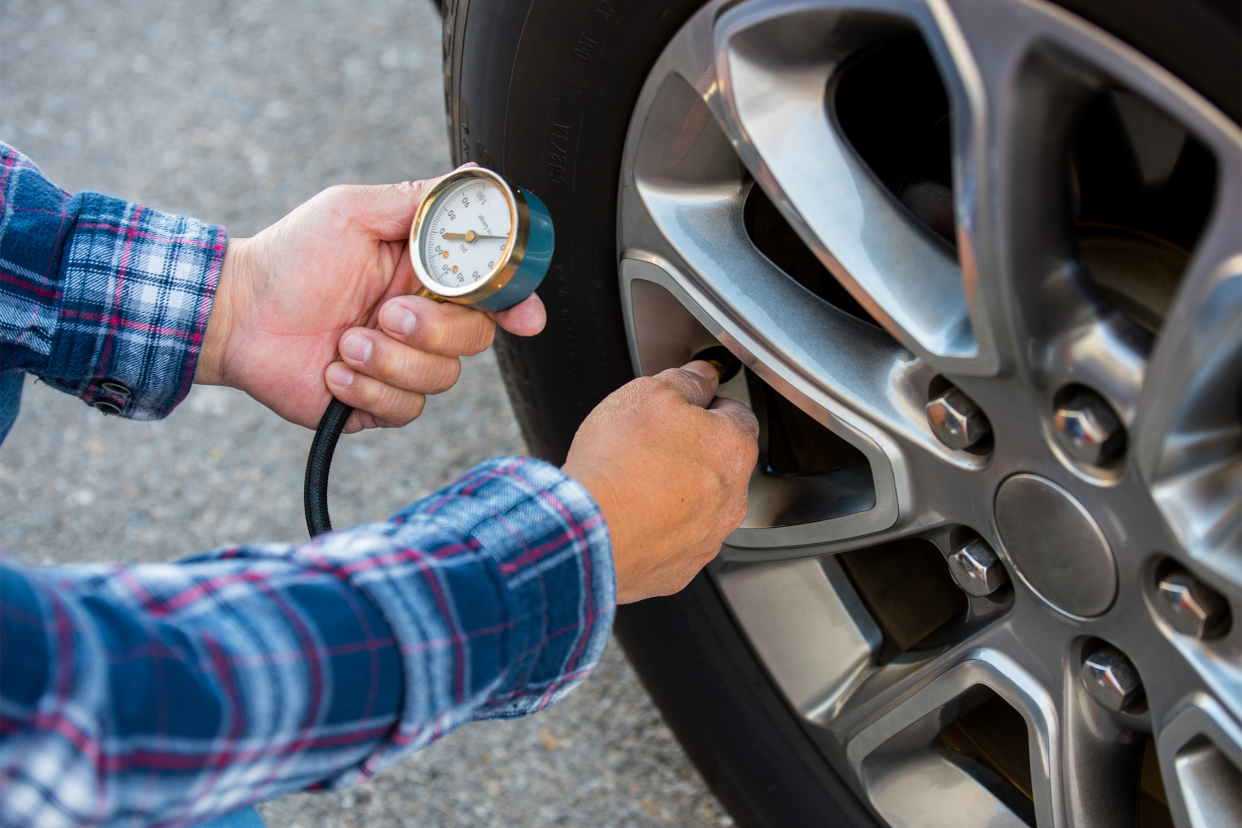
[0, 2, 731, 825]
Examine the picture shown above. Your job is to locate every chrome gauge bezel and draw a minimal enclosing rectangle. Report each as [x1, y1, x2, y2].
[410, 166, 532, 304]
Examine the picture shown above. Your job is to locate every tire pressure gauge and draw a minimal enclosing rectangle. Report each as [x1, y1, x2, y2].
[304, 167, 555, 537]
[410, 166, 554, 312]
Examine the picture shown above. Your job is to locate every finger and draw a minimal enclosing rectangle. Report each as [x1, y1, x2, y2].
[327, 178, 441, 241]
[489, 292, 547, 337]
[364, 242, 419, 326]
[325, 361, 427, 427]
[343, 408, 377, 434]
[338, 328, 462, 394]
[378, 295, 496, 357]
[708, 397, 760, 441]
[652, 361, 720, 408]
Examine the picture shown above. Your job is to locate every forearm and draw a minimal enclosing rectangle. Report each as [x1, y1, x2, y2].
[0, 457, 614, 827]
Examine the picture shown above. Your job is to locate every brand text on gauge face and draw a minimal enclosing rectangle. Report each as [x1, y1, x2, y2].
[422, 178, 512, 288]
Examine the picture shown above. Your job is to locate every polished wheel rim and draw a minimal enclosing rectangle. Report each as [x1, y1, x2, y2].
[615, 1, 1241, 826]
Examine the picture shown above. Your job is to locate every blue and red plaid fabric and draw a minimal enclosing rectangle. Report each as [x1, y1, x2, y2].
[0, 143, 225, 441]
[0, 143, 616, 827]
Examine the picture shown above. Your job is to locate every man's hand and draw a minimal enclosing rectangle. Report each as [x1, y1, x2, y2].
[194, 174, 545, 432]
[562, 361, 759, 603]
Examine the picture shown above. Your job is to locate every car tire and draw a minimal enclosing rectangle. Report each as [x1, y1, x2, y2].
[442, 0, 1240, 825]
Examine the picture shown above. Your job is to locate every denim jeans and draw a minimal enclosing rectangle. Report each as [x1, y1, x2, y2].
[194, 807, 266, 828]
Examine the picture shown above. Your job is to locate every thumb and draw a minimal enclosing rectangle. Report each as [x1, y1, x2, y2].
[653, 360, 720, 409]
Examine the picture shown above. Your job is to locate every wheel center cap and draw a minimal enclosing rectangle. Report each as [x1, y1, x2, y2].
[994, 474, 1117, 617]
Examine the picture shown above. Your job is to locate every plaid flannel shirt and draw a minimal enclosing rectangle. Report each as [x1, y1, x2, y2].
[0, 144, 616, 827]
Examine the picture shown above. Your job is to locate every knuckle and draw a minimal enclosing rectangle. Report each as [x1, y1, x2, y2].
[371, 386, 426, 424]
[616, 377, 665, 409]
[630, 376, 664, 396]
[343, 411, 371, 433]
[730, 428, 760, 459]
[728, 448, 758, 483]
[321, 183, 353, 204]
[419, 314, 452, 353]
[376, 344, 405, 378]
[403, 393, 427, 420]
[724, 498, 749, 532]
[706, 443, 754, 487]
[382, 398, 423, 427]
[656, 367, 702, 392]
[376, 413, 412, 428]
[379, 345, 460, 393]
[426, 356, 461, 392]
[412, 394, 427, 420]
[652, 367, 680, 382]
[465, 321, 496, 355]
[735, 406, 760, 435]
[422, 310, 492, 357]
[721, 416, 760, 454]
[349, 378, 383, 410]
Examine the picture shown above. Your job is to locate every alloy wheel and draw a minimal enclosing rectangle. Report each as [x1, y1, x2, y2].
[615, 0, 1241, 825]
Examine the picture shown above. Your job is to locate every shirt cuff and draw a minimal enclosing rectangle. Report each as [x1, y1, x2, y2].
[41, 191, 226, 419]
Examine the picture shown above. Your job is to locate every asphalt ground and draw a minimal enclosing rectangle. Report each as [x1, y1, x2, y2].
[0, 1, 732, 825]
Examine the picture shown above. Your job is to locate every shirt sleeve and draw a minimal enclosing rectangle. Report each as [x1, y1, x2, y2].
[0, 142, 224, 421]
[0, 456, 616, 828]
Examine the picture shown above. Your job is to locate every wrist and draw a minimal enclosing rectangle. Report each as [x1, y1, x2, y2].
[195, 236, 246, 386]
[562, 459, 636, 600]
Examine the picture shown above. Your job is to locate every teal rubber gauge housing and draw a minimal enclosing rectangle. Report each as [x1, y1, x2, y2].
[410, 167, 554, 312]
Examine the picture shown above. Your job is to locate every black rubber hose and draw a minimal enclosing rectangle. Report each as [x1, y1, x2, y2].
[304, 397, 353, 536]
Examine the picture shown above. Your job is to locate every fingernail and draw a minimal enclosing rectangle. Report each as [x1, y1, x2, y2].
[683, 360, 718, 380]
[382, 303, 417, 336]
[341, 333, 372, 362]
[327, 362, 355, 387]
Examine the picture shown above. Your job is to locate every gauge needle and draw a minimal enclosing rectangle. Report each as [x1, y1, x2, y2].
[442, 231, 507, 242]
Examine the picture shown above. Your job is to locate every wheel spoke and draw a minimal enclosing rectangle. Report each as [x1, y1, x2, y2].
[1134, 242, 1242, 582]
[936, 0, 1161, 423]
[715, 556, 883, 720]
[1154, 698, 1242, 828]
[710, 0, 986, 369]
[617, 47, 926, 440]
[832, 615, 1065, 827]
[1058, 662, 1148, 827]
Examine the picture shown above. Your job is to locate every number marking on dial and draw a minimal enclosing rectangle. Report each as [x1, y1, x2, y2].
[422, 178, 513, 289]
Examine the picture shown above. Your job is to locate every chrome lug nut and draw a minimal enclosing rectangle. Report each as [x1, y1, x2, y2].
[1156, 568, 1231, 639]
[1080, 646, 1143, 713]
[948, 536, 1009, 597]
[926, 386, 991, 451]
[1053, 388, 1125, 465]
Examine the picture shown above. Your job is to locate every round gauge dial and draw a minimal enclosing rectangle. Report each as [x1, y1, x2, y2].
[408, 166, 553, 312]
[419, 177, 513, 290]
